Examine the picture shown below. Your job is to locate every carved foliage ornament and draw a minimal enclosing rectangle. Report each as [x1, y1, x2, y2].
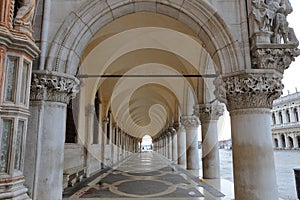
[252, 47, 300, 73]
[214, 73, 283, 111]
[180, 115, 200, 128]
[196, 104, 224, 122]
[30, 72, 79, 103]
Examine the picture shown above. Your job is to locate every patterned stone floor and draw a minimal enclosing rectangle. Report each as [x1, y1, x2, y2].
[63, 152, 234, 200]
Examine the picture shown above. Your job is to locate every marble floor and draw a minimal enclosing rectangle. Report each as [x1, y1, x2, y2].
[63, 152, 234, 200]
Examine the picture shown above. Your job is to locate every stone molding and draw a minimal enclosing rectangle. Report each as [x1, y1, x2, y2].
[180, 115, 200, 128]
[214, 71, 283, 111]
[195, 104, 224, 122]
[30, 71, 79, 103]
[252, 46, 300, 73]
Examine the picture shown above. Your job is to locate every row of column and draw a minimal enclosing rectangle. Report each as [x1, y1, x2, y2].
[273, 133, 300, 149]
[102, 120, 138, 166]
[272, 106, 300, 125]
[153, 103, 224, 179]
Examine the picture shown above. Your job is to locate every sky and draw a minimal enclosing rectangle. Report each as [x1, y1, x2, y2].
[282, 0, 300, 95]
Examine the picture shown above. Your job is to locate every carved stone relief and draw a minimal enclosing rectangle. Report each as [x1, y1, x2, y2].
[195, 104, 224, 122]
[30, 71, 79, 103]
[214, 72, 284, 111]
[252, 47, 300, 73]
[251, 0, 298, 45]
[180, 115, 200, 128]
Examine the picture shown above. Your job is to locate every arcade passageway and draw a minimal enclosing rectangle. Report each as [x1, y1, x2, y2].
[63, 152, 233, 200]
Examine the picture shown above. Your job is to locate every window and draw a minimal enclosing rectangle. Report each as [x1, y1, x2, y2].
[0, 119, 13, 173]
[294, 108, 299, 122]
[279, 112, 283, 124]
[4, 57, 18, 102]
[286, 110, 290, 123]
[272, 113, 276, 125]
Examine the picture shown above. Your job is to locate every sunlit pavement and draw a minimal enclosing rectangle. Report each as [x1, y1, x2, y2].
[63, 152, 234, 200]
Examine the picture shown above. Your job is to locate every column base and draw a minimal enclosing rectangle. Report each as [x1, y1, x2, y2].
[0, 177, 31, 200]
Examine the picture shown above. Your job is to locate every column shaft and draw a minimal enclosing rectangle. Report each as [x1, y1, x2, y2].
[181, 116, 200, 170]
[177, 126, 186, 166]
[230, 109, 278, 200]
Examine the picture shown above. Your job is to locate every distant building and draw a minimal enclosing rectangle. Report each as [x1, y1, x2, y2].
[219, 139, 232, 150]
[271, 92, 300, 150]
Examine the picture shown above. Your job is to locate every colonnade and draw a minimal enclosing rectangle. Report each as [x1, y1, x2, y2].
[272, 133, 300, 149]
[153, 103, 224, 178]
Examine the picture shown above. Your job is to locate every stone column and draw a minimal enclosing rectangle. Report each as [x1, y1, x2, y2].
[170, 127, 178, 163]
[164, 135, 168, 158]
[214, 71, 282, 200]
[168, 132, 172, 160]
[25, 71, 79, 200]
[85, 104, 95, 177]
[196, 103, 224, 179]
[181, 115, 200, 170]
[177, 125, 186, 166]
[102, 117, 108, 166]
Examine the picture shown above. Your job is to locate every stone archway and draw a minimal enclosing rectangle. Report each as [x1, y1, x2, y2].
[45, 0, 242, 75]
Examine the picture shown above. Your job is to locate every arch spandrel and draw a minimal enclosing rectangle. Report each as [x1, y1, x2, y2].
[46, 0, 242, 75]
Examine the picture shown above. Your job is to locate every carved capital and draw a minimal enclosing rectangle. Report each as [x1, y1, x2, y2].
[168, 127, 176, 135]
[252, 46, 300, 73]
[102, 117, 109, 124]
[214, 71, 284, 111]
[180, 115, 200, 128]
[195, 104, 224, 122]
[30, 71, 80, 103]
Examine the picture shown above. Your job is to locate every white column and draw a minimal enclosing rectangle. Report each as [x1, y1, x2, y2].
[171, 127, 178, 163]
[177, 125, 186, 166]
[215, 72, 280, 200]
[85, 104, 94, 177]
[181, 115, 200, 170]
[25, 72, 79, 200]
[197, 103, 224, 179]
[168, 132, 172, 160]
[102, 117, 108, 166]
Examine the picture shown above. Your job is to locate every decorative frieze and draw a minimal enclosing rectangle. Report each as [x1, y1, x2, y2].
[195, 104, 224, 122]
[180, 115, 200, 128]
[30, 71, 79, 103]
[214, 72, 284, 111]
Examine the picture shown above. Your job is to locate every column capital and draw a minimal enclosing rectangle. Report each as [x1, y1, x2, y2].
[168, 127, 176, 134]
[30, 71, 80, 104]
[180, 115, 200, 128]
[195, 103, 224, 122]
[102, 117, 109, 124]
[214, 71, 284, 111]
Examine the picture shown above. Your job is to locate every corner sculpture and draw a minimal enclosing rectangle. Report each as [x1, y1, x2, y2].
[13, 0, 36, 33]
[252, 0, 298, 45]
